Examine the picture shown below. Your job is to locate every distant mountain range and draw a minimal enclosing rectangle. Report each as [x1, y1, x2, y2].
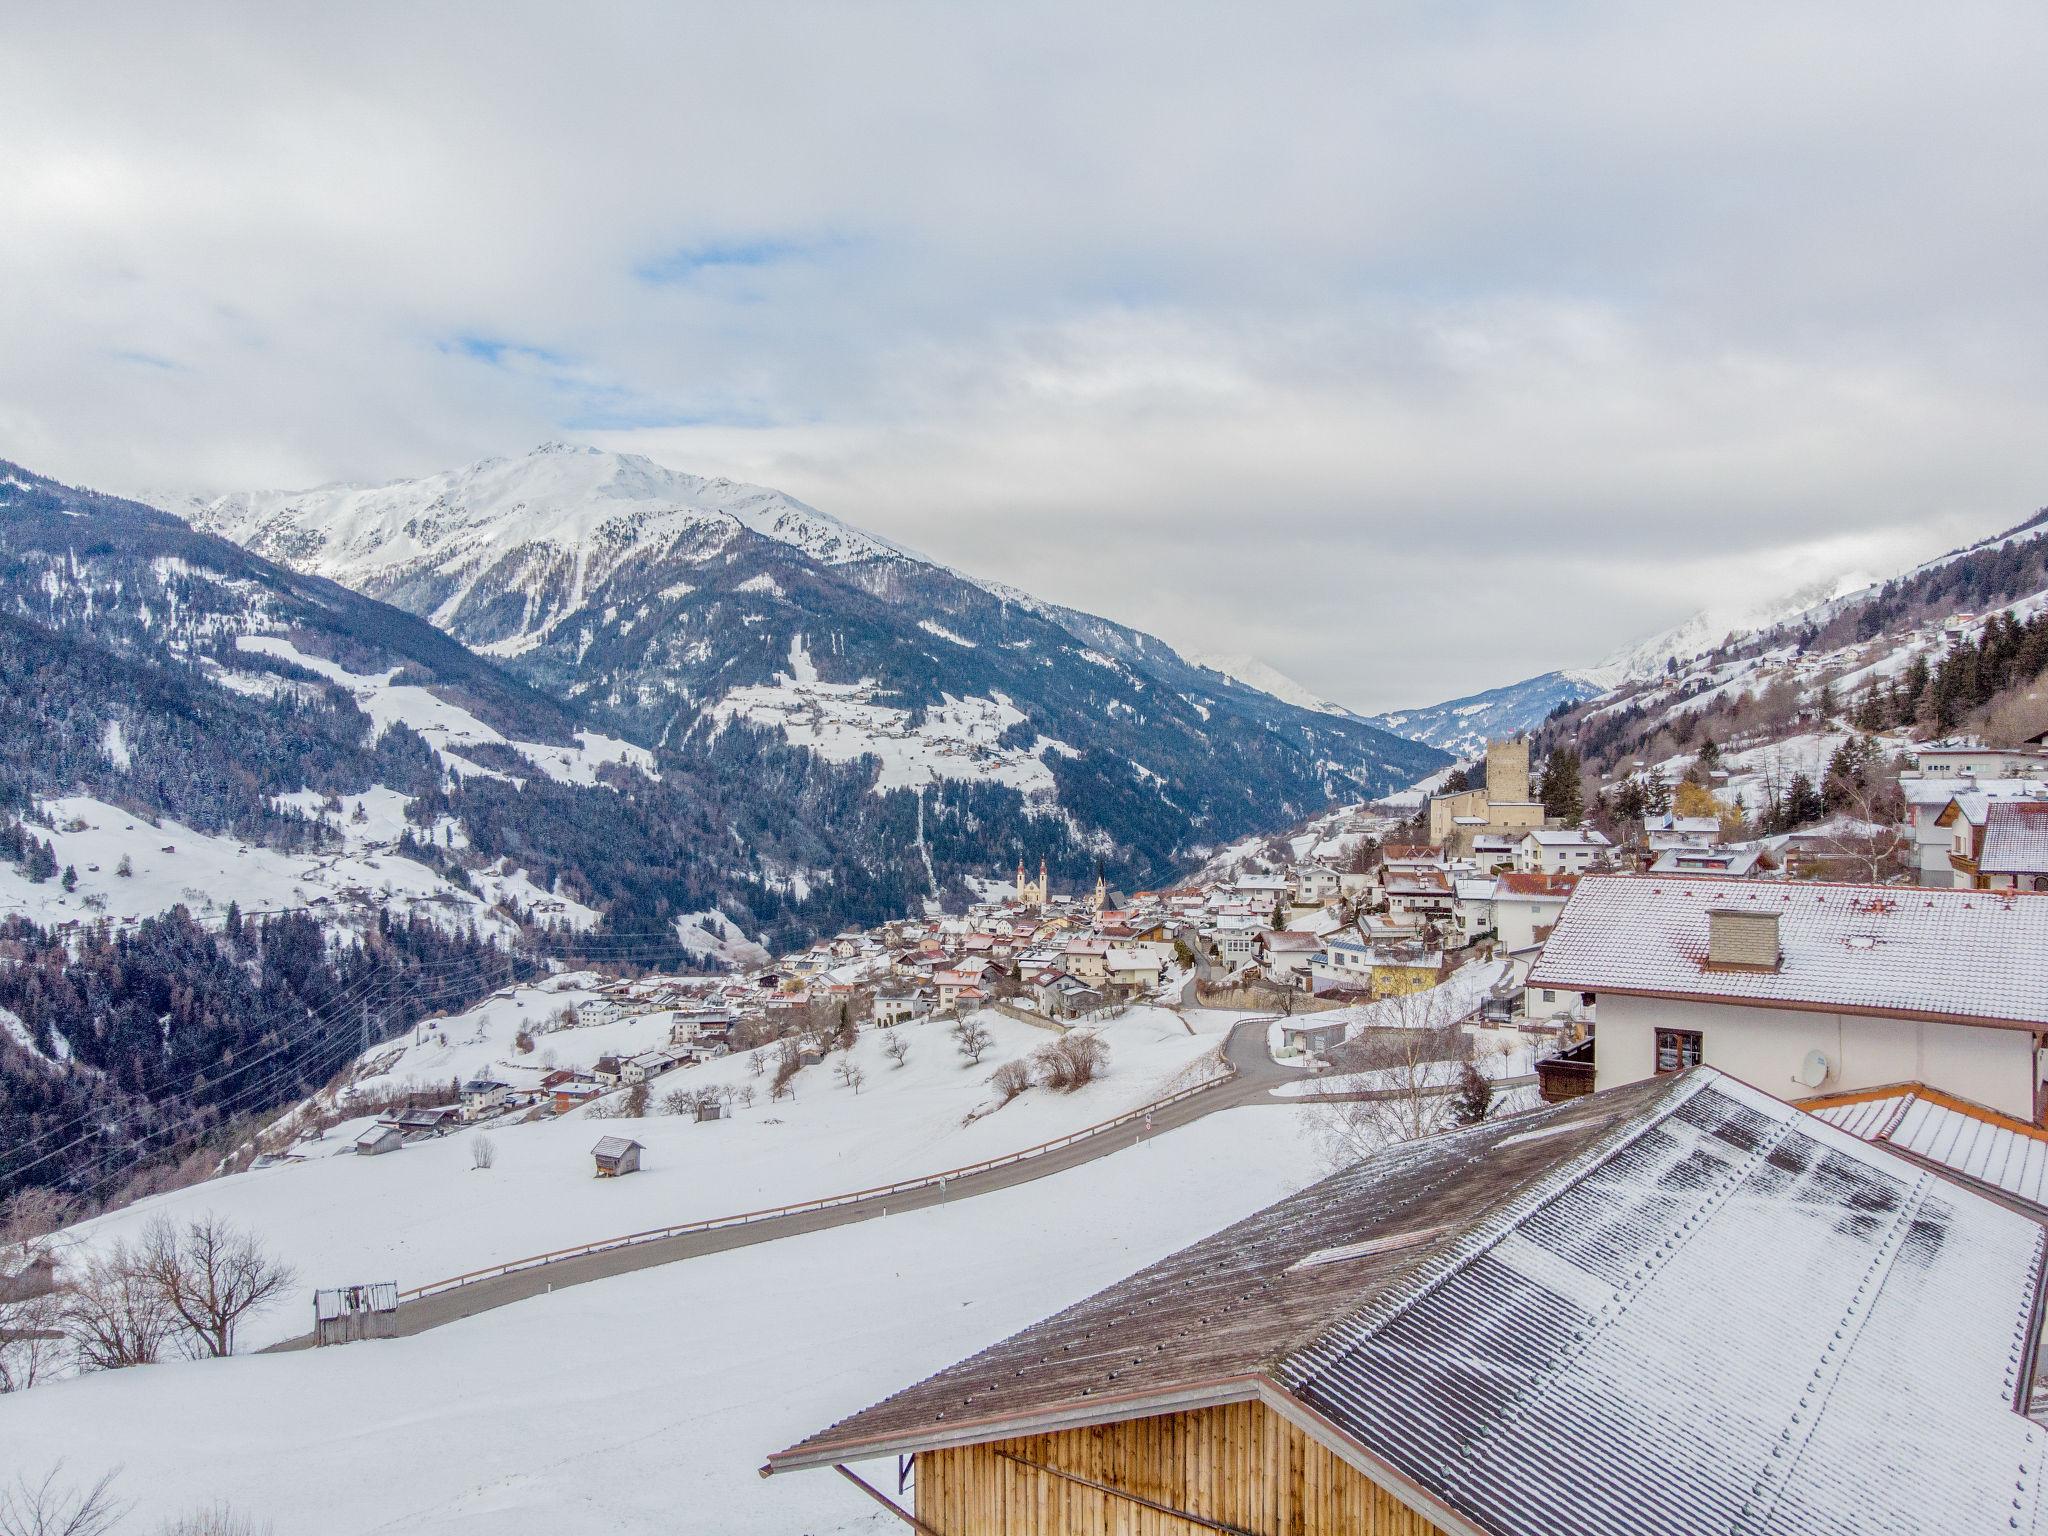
[151, 444, 1444, 887]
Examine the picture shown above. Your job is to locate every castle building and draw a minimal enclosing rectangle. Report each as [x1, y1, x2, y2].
[1427, 737, 1548, 858]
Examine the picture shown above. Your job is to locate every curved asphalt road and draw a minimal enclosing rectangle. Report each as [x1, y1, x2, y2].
[267, 1015, 1530, 1352]
[268, 1015, 1293, 1351]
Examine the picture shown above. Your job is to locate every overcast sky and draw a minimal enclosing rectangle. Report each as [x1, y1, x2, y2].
[7, 3, 2047, 712]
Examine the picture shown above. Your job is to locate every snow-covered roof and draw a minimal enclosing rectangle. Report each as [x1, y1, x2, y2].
[1647, 845, 1765, 877]
[1453, 877, 1497, 901]
[1258, 930, 1324, 953]
[1643, 813, 1721, 835]
[1493, 871, 1578, 901]
[1520, 826, 1612, 848]
[770, 1069, 2048, 1536]
[1531, 874, 2048, 1030]
[590, 1136, 643, 1159]
[1806, 1084, 2048, 1214]
[1980, 801, 2048, 874]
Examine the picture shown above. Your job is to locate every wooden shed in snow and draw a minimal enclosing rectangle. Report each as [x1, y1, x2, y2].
[591, 1136, 643, 1177]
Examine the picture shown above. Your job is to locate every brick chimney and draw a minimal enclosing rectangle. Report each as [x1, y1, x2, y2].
[1707, 908, 1780, 970]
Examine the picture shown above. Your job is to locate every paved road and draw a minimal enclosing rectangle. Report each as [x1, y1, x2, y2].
[267, 1014, 1523, 1352]
[268, 1014, 1290, 1352]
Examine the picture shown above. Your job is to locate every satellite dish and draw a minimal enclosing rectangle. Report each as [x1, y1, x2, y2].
[1797, 1050, 1830, 1090]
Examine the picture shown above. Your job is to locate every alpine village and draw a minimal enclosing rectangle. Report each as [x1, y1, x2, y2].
[8, 9, 2048, 1534]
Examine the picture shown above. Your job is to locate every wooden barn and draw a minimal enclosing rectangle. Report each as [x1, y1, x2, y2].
[767, 1067, 2048, 1535]
[590, 1136, 643, 1177]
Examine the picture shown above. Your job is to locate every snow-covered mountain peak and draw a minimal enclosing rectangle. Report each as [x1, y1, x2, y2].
[1582, 568, 1882, 687]
[161, 443, 920, 586]
[1186, 652, 1353, 717]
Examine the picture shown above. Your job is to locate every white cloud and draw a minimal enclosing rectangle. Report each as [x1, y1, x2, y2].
[5, 1, 2047, 710]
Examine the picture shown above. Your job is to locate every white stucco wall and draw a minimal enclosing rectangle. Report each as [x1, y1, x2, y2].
[1594, 994, 2039, 1120]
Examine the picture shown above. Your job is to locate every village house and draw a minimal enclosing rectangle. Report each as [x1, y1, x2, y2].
[873, 988, 932, 1027]
[621, 1048, 680, 1085]
[1103, 945, 1164, 994]
[551, 1082, 601, 1115]
[1642, 812, 1722, 853]
[1489, 870, 1576, 953]
[1513, 825, 1612, 875]
[1364, 945, 1442, 999]
[1254, 929, 1322, 984]
[459, 1078, 510, 1121]
[1938, 796, 2048, 891]
[1907, 740, 2048, 779]
[1381, 866, 1455, 926]
[1646, 843, 1765, 877]
[1451, 875, 1495, 944]
[1206, 928, 1260, 971]
[1903, 775, 2048, 884]
[1289, 865, 1340, 906]
[1529, 874, 2048, 1122]
[1310, 932, 1373, 993]
[379, 1105, 461, 1140]
[766, 1068, 2048, 1536]
[1061, 938, 1111, 986]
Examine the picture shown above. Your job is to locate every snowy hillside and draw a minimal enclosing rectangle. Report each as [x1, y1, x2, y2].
[153, 444, 1448, 882]
[3, 1105, 1324, 1535]
[56, 1001, 1234, 1352]
[1364, 670, 1608, 756]
[1582, 569, 1884, 687]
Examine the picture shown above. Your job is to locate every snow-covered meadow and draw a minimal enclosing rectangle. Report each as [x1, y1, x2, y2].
[1, 1106, 1324, 1535]
[0, 794, 565, 939]
[56, 1005, 1226, 1349]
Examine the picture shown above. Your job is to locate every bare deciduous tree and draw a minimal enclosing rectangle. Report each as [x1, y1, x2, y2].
[1032, 1031, 1109, 1092]
[0, 1465, 126, 1536]
[880, 1031, 911, 1069]
[1, 1193, 71, 1394]
[63, 1243, 174, 1372]
[1309, 987, 1473, 1169]
[135, 1216, 296, 1359]
[152, 1504, 271, 1536]
[833, 1059, 867, 1094]
[987, 1058, 1032, 1104]
[470, 1132, 497, 1170]
[951, 1017, 994, 1065]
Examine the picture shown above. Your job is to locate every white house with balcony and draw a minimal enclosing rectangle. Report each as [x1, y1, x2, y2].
[1529, 874, 2048, 1122]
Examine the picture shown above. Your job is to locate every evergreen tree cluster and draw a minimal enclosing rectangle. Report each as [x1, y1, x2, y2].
[0, 906, 529, 1204]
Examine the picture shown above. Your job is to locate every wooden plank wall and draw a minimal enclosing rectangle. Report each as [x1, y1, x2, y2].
[914, 1400, 1448, 1535]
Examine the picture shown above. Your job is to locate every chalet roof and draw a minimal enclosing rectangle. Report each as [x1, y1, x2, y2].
[768, 1070, 2048, 1536]
[1530, 874, 2048, 1030]
[1980, 801, 2048, 874]
[1805, 1082, 2048, 1214]
[590, 1136, 643, 1160]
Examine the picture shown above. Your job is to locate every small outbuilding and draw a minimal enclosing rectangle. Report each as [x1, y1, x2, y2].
[353, 1124, 405, 1157]
[591, 1136, 644, 1177]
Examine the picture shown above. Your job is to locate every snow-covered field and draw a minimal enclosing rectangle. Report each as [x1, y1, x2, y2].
[237, 635, 654, 788]
[58, 1006, 1225, 1349]
[0, 1106, 1324, 1535]
[708, 635, 1072, 795]
[0, 794, 541, 938]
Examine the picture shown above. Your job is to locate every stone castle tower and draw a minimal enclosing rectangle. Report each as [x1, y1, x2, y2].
[1486, 737, 1532, 806]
